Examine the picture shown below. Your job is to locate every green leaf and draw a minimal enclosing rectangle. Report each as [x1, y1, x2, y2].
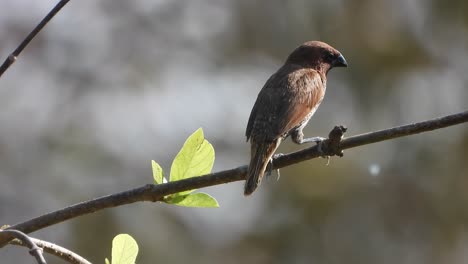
[170, 128, 215, 194]
[105, 258, 110, 264]
[152, 160, 163, 184]
[166, 192, 219, 208]
[112, 234, 138, 264]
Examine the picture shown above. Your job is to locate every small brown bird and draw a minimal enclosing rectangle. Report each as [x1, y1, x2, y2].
[245, 41, 347, 195]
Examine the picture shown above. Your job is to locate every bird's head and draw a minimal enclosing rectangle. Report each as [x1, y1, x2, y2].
[285, 41, 347, 73]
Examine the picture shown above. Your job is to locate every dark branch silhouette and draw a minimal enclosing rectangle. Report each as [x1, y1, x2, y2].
[1, 110, 467, 247]
[0, 0, 70, 77]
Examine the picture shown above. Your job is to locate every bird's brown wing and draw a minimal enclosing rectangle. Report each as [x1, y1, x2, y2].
[246, 67, 324, 142]
[245, 72, 284, 141]
[245, 91, 261, 141]
[277, 69, 325, 137]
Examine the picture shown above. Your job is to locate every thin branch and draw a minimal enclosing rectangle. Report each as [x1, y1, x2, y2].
[0, 229, 46, 264]
[1, 110, 467, 247]
[0, 0, 70, 77]
[10, 236, 91, 264]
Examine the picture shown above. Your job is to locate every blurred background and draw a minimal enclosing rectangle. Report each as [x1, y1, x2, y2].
[1, 0, 467, 263]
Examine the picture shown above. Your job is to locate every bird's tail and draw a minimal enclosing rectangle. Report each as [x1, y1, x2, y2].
[244, 140, 279, 196]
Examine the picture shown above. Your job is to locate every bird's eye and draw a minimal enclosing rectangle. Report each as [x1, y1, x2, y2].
[325, 51, 335, 61]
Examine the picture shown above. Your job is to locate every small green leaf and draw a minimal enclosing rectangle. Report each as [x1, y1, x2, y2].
[170, 128, 215, 195]
[166, 192, 219, 208]
[112, 234, 138, 264]
[105, 258, 110, 264]
[152, 160, 163, 184]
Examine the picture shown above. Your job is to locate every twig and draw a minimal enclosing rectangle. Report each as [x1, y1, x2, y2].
[0, 0, 70, 77]
[10, 236, 91, 264]
[1, 110, 467, 246]
[0, 229, 46, 264]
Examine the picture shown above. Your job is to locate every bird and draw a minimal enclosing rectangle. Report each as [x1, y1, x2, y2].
[244, 41, 347, 196]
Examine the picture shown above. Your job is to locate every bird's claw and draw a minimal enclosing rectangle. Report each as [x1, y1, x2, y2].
[315, 138, 331, 165]
[273, 153, 284, 159]
[266, 153, 283, 180]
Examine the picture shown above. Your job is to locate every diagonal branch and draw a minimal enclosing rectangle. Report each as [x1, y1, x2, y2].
[0, 0, 70, 77]
[1, 110, 467, 246]
[9, 236, 91, 264]
[0, 229, 46, 264]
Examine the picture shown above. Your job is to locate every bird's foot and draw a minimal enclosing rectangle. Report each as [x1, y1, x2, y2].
[273, 153, 285, 159]
[297, 136, 331, 164]
[299, 136, 326, 144]
[266, 153, 283, 180]
[316, 125, 348, 164]
[313, 138, 331, 165]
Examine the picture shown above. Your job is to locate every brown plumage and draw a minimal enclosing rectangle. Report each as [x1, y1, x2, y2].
[245, 41, 348, 195]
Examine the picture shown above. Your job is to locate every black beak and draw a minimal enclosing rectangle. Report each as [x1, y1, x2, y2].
[333, 54, 348, 67]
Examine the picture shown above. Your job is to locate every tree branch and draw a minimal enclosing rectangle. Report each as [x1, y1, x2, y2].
[9, 236, 91, 264]
[0, 229, 46, 264]
[1, 110, 467, 246]
[0, 0, 70, 77]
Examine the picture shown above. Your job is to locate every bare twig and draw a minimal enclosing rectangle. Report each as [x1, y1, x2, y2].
[0, 229, 46, 264]
[10, 236, 91, 264]
[1, 110, 467, 247]
[0, 0, 70, 77]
